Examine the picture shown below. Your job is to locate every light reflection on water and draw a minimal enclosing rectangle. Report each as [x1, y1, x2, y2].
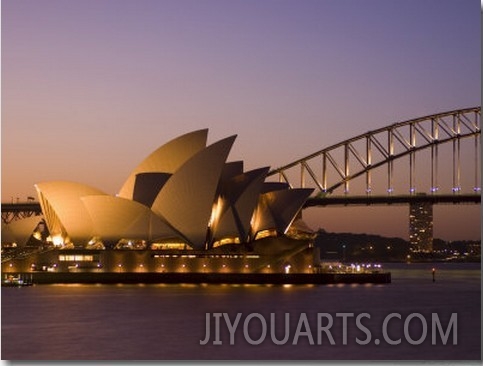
[1, 263, 480, 360]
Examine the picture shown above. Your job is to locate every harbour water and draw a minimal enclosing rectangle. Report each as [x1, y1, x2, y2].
[1, 262, 480, 360]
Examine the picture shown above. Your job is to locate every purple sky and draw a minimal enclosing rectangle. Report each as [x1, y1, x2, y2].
[2, 0, 480, 240]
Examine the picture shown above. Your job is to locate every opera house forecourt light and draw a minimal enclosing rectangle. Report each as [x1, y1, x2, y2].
[11, 129, 313, 251]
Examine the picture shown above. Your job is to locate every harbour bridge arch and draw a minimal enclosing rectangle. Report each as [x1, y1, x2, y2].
[268, 107, 481, 198]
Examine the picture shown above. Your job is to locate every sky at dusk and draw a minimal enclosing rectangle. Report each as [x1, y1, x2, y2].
[2, 0, 481, 240]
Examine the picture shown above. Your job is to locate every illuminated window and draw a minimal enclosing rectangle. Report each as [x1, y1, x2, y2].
[58, 254, 94, 262]
[254, 229, 277, 241]
[150, 242, 191, 250]
[212, 237, 241, 248]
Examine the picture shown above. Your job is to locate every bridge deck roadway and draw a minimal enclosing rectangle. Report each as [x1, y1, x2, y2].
[1, 202, 42, 213]
[1, 195, 480, 214]
[304, 194, 481, 207]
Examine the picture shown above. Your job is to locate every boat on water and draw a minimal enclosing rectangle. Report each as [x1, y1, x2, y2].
[2, 274, 33, 287]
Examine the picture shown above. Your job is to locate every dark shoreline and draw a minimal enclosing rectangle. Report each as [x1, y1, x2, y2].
[2, 271, 391, 285]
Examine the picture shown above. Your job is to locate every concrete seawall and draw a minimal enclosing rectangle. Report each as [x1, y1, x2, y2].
[4, 271, 391, 285]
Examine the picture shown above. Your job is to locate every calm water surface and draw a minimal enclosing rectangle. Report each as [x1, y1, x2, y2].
[1, 263, 480, 360]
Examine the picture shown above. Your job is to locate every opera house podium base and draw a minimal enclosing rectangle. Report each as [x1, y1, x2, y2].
[2, 237, 391, 286]
[3, 271, 391, 285]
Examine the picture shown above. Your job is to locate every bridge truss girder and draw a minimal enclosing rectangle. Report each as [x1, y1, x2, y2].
[269, 107, 481, 196]
[1, 203, 42, 224]
[1, 211, 42, 225]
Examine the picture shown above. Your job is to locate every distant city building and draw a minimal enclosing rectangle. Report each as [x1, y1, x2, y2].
[409, 199, 433, 252]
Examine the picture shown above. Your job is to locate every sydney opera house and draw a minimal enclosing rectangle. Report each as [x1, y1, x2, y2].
[2, 130, 322, 278]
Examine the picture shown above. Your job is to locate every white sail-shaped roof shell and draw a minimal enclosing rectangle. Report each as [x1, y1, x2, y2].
[35, 181, 107, 243]
[213, 167, 269, 243]
[252, 188, 313, 236]
[118, 129, 208, 200]
[261, 182, 290, 193]
[132, 172, 172, 207]
[219, 161, 244, 184]
[81, 195, 178, 242]
[151, 136, 236, 249]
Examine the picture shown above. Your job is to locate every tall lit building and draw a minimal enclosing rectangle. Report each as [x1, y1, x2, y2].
[409, 200, 433, 252]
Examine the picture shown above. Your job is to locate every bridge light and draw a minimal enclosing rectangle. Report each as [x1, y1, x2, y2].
[473, 187, 481, 192]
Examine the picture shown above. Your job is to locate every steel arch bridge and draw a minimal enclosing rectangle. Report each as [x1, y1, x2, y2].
[268, 107, 481, 205]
